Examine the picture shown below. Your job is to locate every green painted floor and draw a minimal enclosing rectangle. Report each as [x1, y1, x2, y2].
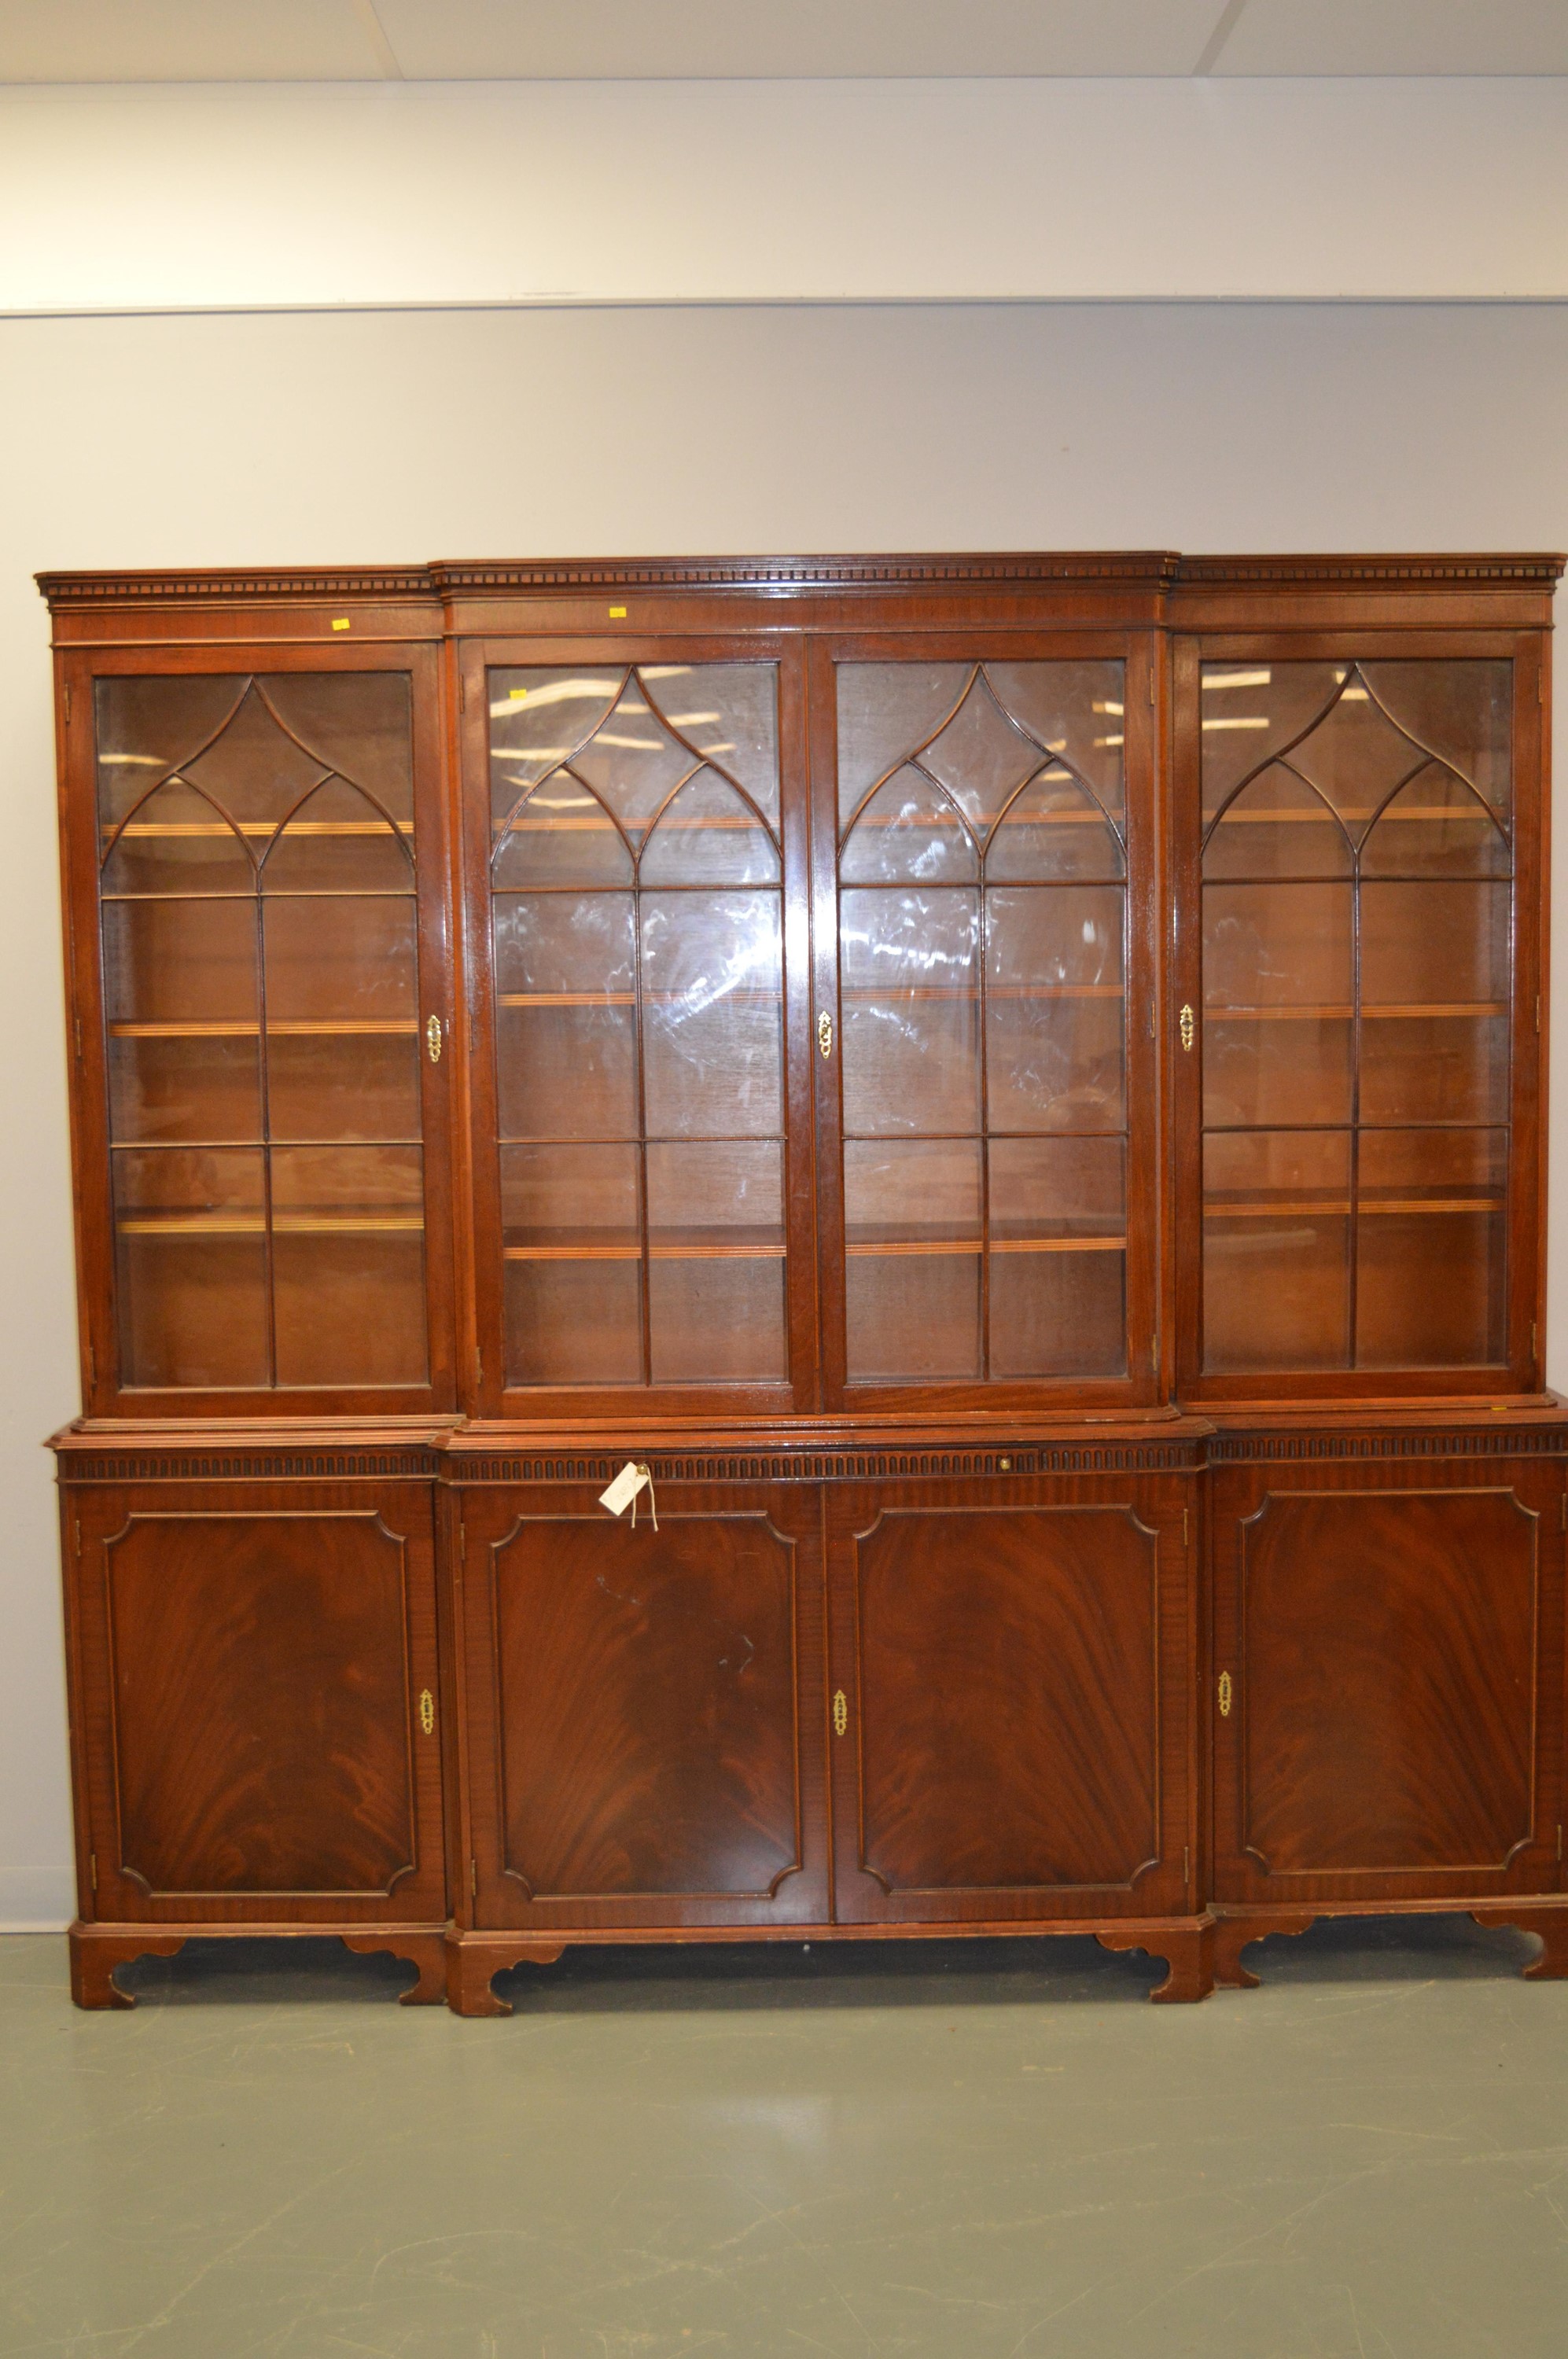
[2, 1919, 1566, 2357]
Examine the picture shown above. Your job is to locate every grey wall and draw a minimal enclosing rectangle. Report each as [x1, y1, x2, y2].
[3, 296, 1565, 1919]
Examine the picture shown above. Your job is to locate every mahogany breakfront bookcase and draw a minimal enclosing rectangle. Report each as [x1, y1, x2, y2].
[41, 552, 1568, 2012]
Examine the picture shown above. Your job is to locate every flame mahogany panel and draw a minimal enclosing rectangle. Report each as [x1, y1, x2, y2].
[72, 1483, 447, 1923]
[826, 1480, 1198, 1924]
[460, 1481, 828, 1930]
[1212, 1460, 1566, 1905]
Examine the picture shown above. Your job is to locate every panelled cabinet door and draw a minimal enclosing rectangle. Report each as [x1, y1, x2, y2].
[67, 651, 455, 1414]
[825, 1481, 1196, 1923]
[458, 1481, 827, 1929]
[68, 1483, 447, 1924]
[1211, 1458, 1566, 1904]
[1176, 637, 1544, 1400]
[812, 639, 1161, 1411]
[461, 639, 817, 1415]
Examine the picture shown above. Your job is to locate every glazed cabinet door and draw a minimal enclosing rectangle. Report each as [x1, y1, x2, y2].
[61, 647, 457, 1415]
[457, 1476, 828, 1930]
[826, 1474, 1198, 1924]
[1174, 635, 1545, 1401]
[458, 638, 817, 1416]
[811, 636, 1161, 1412]
[64, 1480, 447, 1924]
[1211, 1450, 1567, 1905]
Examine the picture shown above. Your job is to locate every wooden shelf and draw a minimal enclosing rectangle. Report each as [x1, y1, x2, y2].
[109, 1020, 419, 1038]
[504, 1241, 784, 1261]
[847, 1236, 1125, 1257]
[1203, 1003, 1506, 1022]
[117, 1216, 425, 1237]
[841, 985, 1123, 1003]
[1205, 1199, 1502, 1220]
[104, 820, 414, 840]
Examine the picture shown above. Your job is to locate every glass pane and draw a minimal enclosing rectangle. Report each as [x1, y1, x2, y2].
[640, 771, 779, 886]
[840, 887, 979, 1135]
[921, 669, 1052, 840]
[1286, 672, 1432, 834]
[571, 679, 704, 848]
[103, 898, 258, 1025]
[1356, 1128, 1507, 1367]
[1204, 881, 1354, 1011]
[647, 1142, 786, 1382]
[1203, 1131, 1351, 1372]
[501, 1143, 642, 1386]
[840, 769, 979, 885]
[1359, 768, 1510, 879]
[1202, 766, 1353, 882]
[1199, 663, 1340, 821]
[95, 675, 247, 827]
[101, 778, 256, 896]
[984, 772, 1123, 884]
[267, 1032, 421, 1143]
[837, 664, 970, 830]
[985, 886, 1124, 1134]
[641, 892, 782, 1138]
[1360, 881, 1510, 1125]
[493, 894, 637, 1142]
[1362, 661, 1511, 823]
[109, 1033, 260, 1146]
[989, 1137, 1126, 1377]
[983, 661, 1126, 816]
[271, 1146, 426, 1386]
[493, 780, 633, 889]
[112, 1146, 267, 1387]
[490, 668, 623, 825]
[259, 673, 414, 821]
[183, 683, 330, 826]
[260, 777, 414, 895]
[845, 1139, 981, 1378]
[263, 896, 418, 1024]
[640, 664, 780, 834]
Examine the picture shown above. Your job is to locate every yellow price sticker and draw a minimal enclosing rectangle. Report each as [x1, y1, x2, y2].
[509, 687, 528, 700]
[330, 617, 351, 631]
[609, 605, 628, 618]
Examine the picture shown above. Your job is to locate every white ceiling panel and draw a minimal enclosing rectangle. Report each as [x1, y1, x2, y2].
[1213, 0, 1568, 75]
[0, 1, 383, 83]
[372, 0, 1222, 80]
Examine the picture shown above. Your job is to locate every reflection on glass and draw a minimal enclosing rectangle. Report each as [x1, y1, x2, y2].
[95, 672, 428, 1389]
[1199, 658, 1513, 1372]
[837, 661, 1129, 1382]
[489, 662, 784, 1387]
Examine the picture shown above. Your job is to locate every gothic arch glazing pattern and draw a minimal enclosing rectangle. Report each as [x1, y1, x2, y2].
[1198, 659, 1514, 1371]
[96, 672, 427, 1389]
[834, 660, 1130, 1382]
[488, 663, 786, 1387]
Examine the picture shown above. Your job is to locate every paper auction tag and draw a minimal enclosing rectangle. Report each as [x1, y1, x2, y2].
[599, 1461, 650, 1518]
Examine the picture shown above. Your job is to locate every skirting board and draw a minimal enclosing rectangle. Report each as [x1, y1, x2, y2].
[0, 1866, 75, 1931]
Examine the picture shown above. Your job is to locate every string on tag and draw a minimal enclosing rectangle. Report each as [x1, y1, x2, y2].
[628, 1463, 657, 1531]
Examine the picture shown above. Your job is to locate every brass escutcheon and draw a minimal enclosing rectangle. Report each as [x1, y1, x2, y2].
[817, 1010, 834, 1059]
[1179, 1003, 1195, 1054]
[833, 1688, 848, 1737]
[419, 1687, 435, 1735]
[425, 1014, 443, 1065]
[1217, 1670, 1233, 1718]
